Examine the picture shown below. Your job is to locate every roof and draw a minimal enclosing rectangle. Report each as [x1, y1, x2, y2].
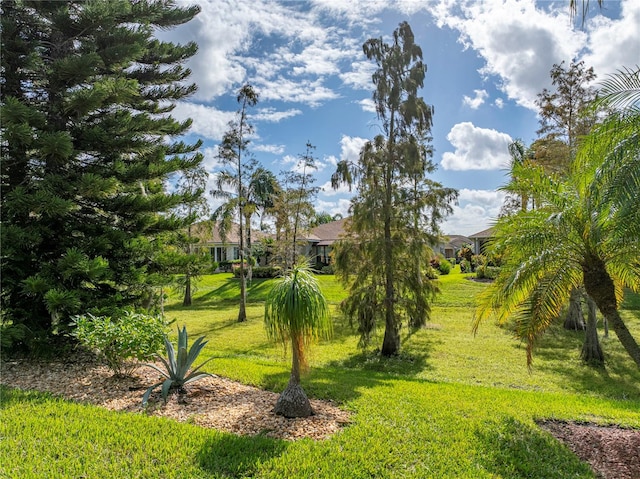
[309, 218, 349, 246]
[468, 227, 495, 239]
[191, 221, 269, 245]
[443, 235, 471, 248]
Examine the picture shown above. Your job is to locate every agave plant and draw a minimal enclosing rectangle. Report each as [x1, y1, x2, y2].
[142, 326, 213, 406]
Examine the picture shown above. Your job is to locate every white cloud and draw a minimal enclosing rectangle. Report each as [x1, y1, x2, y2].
[319, 180, 352, 196]
[441, 122, 512, 171]
[253, 144, 285, 154]
[463, 89, 488, 109]
[253, 77, 340, 107]
[583, 1, 640, 78]
[338, 135, 368, 164]
[357, 98, 377, 113]
[310, 0, 387, 25]
[458, 188, 505, 206]
[171, 103, 234, 141]
[340, 61, 377, 90]
[315, 198, 353, 218]
[440, 189, 505, 236]
[201, 146, 222, 172]
[156, 0, 357, 107]
[432, 0, 586, 110]
[249, 108, 302, 123]
[494, 98, 505, 109]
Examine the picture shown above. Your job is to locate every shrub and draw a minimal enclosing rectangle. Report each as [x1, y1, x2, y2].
[71, 310, 167, 376]
[425, 266, 439, 279]
[232, 266, 281, 278]
[0, 318, 28, 356]
[459, 259, 470, 273]
[321, 265, 334, 275]
[476, 266, 500, 280]
[142, 326, 213, 406]
[438, 259, 452, 275]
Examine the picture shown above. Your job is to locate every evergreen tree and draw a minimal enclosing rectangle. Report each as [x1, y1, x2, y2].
[1, 0, 203, 344]
[332, 22, 457, 356]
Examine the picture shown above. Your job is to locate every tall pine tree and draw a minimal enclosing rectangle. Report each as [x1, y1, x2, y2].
[1, 0, 203, 343]
[332, 22, 457, 356]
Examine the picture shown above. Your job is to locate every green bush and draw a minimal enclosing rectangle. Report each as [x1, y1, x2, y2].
[314, 264, 334, 275]
[425, 266, 439, 279]
[232, 266, 281, 278]
[321, 265, 334, 275]
[459, 259, 470, 273]
[438, 259, 452, 275]
[476, 265, 500, 280]
[71, 310, 168, 376]
[0, 318, 28, 356]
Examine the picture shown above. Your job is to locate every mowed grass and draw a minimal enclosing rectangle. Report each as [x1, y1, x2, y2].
[2, 267, 639, 478]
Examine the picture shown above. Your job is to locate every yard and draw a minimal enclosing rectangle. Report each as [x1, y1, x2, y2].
[2, 267, 639, 478]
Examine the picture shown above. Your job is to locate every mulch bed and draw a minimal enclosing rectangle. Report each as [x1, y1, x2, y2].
[538, 419, 640, 479]
[0, 358, 351, 441]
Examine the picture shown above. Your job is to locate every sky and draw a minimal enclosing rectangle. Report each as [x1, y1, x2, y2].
[159, 0, 640, 236]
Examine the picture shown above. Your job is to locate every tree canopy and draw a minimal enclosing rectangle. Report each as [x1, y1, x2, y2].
[332, 22, 457, 356]
[1, 0, 203, 342]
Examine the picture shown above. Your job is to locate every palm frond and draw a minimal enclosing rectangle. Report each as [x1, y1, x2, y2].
[264, 264, 332, 369]
[595, 66, 640, 111]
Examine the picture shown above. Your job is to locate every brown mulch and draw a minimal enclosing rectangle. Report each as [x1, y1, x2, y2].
[0, 358, 351, 441]
[538, 420, 640, 479]
[2, 359, 639, 478]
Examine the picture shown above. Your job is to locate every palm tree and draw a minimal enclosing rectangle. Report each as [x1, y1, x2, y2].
[212, 167, 279, 282]
[475, 159, 640, 367]
[264, 263, 332, 417]
[475, 67, 640, 367]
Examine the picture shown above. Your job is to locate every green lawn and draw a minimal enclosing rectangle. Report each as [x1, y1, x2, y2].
[2, 267, 639, 478]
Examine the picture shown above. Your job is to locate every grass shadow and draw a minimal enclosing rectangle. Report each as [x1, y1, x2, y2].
[533, 325, 640, 400]
[474, 416, 594, 478]
[197, 432, 288, 478]
[0, 385, 56, 409]
[260, 349, 433, 405]
[166, 278, 273, 312]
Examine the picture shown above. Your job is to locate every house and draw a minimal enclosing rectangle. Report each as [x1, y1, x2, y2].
[307, 218, 350, 266]
[437, 234, 471, 260]
[309, 219, 471, 266]
[190, 221, 269, 265]
[468, 227, 495, 255]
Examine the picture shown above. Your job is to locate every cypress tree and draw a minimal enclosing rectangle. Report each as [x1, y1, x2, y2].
[1, 0, 203, 343]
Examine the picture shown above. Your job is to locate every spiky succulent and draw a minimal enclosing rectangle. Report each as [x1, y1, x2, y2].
[142, 326, 213, 406]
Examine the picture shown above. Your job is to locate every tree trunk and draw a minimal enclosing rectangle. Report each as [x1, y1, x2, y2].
[583, 258, 640, 368]
[274, 335, 312, 417]
[381, 161, 399, 357]
[245, 213, 253, 283]
[238, 205, 247, 322]
[581, 295, 604, 365]
[274, 381, 312, 418]
[564, 287, 585, 330]
[183, 272, 192, 306]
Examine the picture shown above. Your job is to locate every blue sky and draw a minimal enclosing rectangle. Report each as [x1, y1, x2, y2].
[160, 0, 639, 236]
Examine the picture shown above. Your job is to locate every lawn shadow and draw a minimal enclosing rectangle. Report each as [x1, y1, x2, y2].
[197, 433, 288, 478]
[534, 325, 640, 400]
[166, 277, 272, 312]
[0, 385, 57, 409]
[269, 347, 433, 404]
[474, 416, 594, 478]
